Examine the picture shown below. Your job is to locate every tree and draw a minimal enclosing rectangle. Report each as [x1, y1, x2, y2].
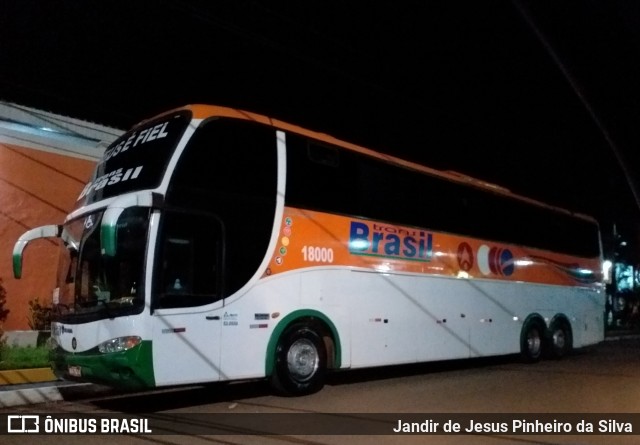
[0, 278, 8, 323]
[0, 278, 9, 349]
[27, 297, 51, 331]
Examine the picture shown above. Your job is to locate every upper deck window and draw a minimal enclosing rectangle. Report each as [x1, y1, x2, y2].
[76, 111, 191, 207]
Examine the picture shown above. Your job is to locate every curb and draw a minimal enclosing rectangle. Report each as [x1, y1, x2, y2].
[0, 369, 61, 408]
[0, 382, 65, 407]
[605, 333, 640, 341]
[0, 368, 56, 386]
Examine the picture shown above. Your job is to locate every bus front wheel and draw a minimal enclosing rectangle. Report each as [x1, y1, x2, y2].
[271, 323, 327, 396]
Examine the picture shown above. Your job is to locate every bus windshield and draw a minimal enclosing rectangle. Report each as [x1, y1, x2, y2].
[56, 208, 149, 321]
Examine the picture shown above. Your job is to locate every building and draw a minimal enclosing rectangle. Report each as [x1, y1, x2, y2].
[0, 102, 122, 330]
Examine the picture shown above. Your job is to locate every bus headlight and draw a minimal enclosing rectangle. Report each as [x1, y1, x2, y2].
[98, 336, 142, 354]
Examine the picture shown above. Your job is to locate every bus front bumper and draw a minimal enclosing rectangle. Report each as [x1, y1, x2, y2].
[50, 340, 155, 389]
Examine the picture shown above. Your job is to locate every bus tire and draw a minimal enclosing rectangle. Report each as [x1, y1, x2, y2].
[520, 317, 545, 363]
[546, 318, 573, 359]
[271, 323, 327, 396]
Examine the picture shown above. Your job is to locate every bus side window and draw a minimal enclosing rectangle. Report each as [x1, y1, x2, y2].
[155, 210, 223, 309]
[163, 237, 193, 295]
[285, 135, 356, 215]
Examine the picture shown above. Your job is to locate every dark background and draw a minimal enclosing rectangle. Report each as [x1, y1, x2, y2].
[2, 0, 640, 252]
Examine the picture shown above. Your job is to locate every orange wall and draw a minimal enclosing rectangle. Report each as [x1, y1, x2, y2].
[0, 143, 96, 330]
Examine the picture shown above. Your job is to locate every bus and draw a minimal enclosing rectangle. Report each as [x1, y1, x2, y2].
[13, 105, 605, 395]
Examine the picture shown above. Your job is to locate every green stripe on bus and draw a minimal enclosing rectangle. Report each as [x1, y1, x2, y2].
[52, 340, 155, 389]
[265, 309, 341, 377]
[12, 252, 22, 279]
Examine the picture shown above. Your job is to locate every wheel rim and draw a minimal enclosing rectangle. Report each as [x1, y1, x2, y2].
[286, 338, 319, 382]
[527, 328, 541, 356]
[552, 328, 566, 350]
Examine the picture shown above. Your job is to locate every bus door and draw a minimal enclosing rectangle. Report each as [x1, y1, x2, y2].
[151, 210, 225, 386]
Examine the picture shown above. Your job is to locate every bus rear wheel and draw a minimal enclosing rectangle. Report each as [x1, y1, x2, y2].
[520, 317, 545, 363]
[546, 319, 573, 359]
[271, 323, 327, 396]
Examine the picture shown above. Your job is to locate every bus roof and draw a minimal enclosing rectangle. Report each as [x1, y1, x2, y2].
[143, 104, 598, 225]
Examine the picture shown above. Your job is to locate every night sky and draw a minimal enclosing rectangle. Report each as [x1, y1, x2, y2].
[2, 1, 640, 243]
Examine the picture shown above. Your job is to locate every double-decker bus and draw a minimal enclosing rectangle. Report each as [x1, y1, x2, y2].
[13, 105, 605, 395]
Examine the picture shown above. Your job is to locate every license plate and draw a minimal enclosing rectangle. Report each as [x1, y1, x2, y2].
[68, 365, 82, 377]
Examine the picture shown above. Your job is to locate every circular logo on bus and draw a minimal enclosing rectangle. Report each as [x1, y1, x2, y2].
[497, 248, 514, 276]
[457, 242, 474, 271]
[489, 247, 514, 276]
[477, 245, 514, 276]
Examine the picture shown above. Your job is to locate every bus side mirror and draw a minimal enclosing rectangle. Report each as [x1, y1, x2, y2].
[13, 225, 61, 279]
[100, 191, 161, 257]
[101, 207, 125, 257]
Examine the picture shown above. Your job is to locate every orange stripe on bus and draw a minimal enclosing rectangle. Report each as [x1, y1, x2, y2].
[264, 207, 602, 288]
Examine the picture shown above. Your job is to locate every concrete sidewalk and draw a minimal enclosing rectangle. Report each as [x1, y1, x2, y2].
[0, 380, 92, 408]
[0, 368, 66, 408]
[0, 368, 112, 408]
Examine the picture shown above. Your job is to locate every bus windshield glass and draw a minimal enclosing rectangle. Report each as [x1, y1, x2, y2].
[56, 208, 149, 321]
[75, 110, 191, 208]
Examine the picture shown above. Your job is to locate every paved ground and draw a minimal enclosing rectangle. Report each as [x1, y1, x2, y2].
[1, 333, 638, 409]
